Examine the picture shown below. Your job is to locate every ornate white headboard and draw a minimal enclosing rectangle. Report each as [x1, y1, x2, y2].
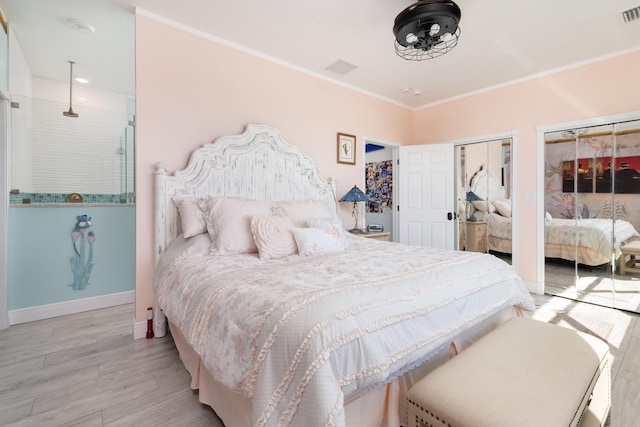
[469, 165, 506, 200]
[155, 124, 337, 261]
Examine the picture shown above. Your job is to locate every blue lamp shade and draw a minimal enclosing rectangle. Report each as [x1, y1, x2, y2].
[339, 185, 372, 203]
[466, 191, 483, 202]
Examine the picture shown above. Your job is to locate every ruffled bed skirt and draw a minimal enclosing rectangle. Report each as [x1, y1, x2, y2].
[168, 305, 531, 427]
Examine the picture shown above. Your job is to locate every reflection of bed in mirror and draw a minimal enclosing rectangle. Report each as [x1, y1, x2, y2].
[468, 166, 640, 266]
[152, 125, 536, 427]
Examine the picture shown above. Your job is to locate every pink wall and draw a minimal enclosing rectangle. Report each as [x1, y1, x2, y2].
[135, 15, 413, 322]
[412, 50, 640, 284]
[136, 12, 640, 323]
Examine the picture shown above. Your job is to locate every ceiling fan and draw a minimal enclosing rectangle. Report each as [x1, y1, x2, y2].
[393, 0, 462, 61]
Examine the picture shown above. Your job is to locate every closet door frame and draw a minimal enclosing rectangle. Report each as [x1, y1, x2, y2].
[448, 129, 520, 273]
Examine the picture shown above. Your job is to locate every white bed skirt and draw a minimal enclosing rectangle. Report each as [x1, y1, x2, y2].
[168, 305, 531, 427]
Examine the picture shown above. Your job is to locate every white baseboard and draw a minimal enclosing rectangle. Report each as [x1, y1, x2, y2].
[8, 290, 135, 325]
[522, 280, 540, 295]
[132, 319, 149, 340]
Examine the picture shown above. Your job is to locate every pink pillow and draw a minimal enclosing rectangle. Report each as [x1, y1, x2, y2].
[251, 215, 298, 260]
[171, 195, 209, 238]
[204, 198, 273, 255]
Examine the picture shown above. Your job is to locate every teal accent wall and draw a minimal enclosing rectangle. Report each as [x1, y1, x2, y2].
[8, 206, 135, 310]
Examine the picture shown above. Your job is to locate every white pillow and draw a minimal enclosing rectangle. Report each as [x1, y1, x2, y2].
[250, 215, 297, 260]
[306, 217, 350, 248]
[274, 201, 334, 227]
[492, 198, 512, 218]
[293, 227, 346, 256]
[204, 198, 273, 255]
[545, 211, 552, 222]
[172, 195, 209, 238]
[471, 200, 495, 213]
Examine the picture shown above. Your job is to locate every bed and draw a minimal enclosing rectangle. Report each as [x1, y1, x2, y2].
[467, 166, 640, 266]
[152, 124, 536, 427]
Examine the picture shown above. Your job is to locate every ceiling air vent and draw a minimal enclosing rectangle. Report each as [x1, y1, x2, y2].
[621, 6, 640, 23]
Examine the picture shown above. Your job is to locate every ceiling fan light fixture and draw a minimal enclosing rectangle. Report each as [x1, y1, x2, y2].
[393, 0, 461, 61]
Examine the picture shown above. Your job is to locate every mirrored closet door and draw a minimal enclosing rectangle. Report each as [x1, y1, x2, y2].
[543, 119, 640, 312]
[456, 138, 513, 264]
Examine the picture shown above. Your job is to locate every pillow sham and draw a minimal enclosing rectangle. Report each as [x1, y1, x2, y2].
[204, 198, 273, 255]
[250, 215, 297, 260]
[293, 226, 346, 256]
[172, 195, 209, 238]
[492, 198, 512, 218]
[306, 217, 350, 248]
[471, 200, 495, 213]
[274, 201, 334, 227]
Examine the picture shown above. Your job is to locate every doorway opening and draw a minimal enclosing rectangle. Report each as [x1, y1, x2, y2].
[363, 138, 399, 242]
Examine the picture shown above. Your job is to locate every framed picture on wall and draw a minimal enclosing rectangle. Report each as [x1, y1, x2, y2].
[337, 133, 356, 165]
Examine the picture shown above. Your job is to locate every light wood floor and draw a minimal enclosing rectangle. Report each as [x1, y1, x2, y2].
[0, 304, 223, 426]
[1, 296, 640, 426]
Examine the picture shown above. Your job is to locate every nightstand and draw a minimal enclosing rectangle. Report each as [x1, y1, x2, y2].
[359, 231, 390, 242]
[465, 221, 487, 252]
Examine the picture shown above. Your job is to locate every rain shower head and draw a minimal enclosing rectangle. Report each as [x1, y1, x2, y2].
[63, 60, 79, 118]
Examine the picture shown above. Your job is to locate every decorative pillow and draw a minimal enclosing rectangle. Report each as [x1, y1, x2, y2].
[204, 198, 273, 255]
[172, 195, 209, 238]
[293, 227, 346, 256]
[274, 201, 334, 227]
[471, 200, 495, 213]
[306, 216, 350, 247]
[250, 215, 297, 260]
[492, 198, 512, 218]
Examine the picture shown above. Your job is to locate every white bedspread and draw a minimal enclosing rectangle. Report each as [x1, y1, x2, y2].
[487, 214, 640, 259]
[545, 218, 639, 259]
[154, 237, 534, 427]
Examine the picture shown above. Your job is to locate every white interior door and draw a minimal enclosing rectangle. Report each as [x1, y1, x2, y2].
[398, 144, 455, 249]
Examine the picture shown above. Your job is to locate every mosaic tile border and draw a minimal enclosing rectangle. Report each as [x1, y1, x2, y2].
[10, 193, 134, 205]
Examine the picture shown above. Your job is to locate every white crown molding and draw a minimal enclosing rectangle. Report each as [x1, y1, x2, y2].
[418, 45, 640, 110]
[134, 8, 410, 111]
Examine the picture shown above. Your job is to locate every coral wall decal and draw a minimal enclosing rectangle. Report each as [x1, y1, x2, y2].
[70, 214, 95, 290]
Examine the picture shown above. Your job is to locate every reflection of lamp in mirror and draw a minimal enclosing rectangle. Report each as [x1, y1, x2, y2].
[339, 185, 371, 233]
[63, 60, 79, 118]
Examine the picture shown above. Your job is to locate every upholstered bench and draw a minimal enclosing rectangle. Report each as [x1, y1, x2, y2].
[619, 240, 640, 275]
[407, 317, 610, 427]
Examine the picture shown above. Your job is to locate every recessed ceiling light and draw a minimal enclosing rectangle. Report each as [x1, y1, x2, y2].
[74, 77, 89, 84]
[412, 89, 422, 96]
[66, 19, 95, 33]
[400, 87, 411, 94]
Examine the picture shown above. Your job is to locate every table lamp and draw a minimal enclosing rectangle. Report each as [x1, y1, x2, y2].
[339, 185, 372, 233]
